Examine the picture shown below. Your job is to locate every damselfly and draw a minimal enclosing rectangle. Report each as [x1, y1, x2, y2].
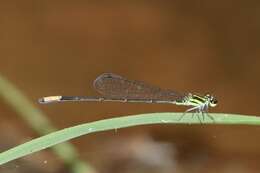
[39, 73, 217, 121]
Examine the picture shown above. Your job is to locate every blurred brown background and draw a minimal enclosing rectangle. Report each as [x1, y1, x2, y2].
[1, 1, 260, 173]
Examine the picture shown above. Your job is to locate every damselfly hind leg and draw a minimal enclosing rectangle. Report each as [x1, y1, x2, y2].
[178, 112, 186, 121]
[178, 106, 200, 122]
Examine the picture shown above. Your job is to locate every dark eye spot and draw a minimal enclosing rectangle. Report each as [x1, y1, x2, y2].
[212, 99, 218, 104]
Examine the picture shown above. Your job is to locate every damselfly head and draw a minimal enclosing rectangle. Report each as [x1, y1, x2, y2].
[205, 94, 218, 107]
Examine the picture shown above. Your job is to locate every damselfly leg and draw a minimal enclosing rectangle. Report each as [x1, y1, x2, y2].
[205, 110, 215, 122]
[178, 106, 202, 123]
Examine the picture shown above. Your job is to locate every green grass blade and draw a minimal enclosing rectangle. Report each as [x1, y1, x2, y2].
[0, 74, 96, 172]
[0, 112, 259, 165]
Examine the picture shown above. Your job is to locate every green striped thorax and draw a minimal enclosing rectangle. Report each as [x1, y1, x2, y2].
[175, 93, 218, 111]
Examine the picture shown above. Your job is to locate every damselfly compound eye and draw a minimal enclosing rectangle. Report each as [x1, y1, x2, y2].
[209, 97, 218, 107]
